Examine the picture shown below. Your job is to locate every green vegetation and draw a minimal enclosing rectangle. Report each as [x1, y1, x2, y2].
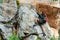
[0, 36, 2, 40]
[36, 37, 41, 40]
[9, 34, 20, 40]
[0, 0, 3, 3]
[50, 37, 57, 40]
[53, 0, 58, 1]
[16, 0, 20, 9]
[58, 29, 60, 35]
[58, 36, 60, 40]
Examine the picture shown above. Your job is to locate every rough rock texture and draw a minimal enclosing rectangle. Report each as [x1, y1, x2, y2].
[0, 24, 13, 39]
[51, 28, 59, 38]
[18, 4, 40, 36]
[24, 35, 37, 40]
[18, 4, 54, 40]
[0, 0, 17, 22]
[0, 0, 59, 40]
[20, 0, 53, 5]
[0, 0, 17, 40]
[57, 10, 60, 29]
[18, 4, 40, 40]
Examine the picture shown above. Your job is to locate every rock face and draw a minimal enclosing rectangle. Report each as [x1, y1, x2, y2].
[19, 4, 40, 35]
[20, 0, 52, 5]
[0, 0, 17, 22]
[0, 0, 17, 40]
[0, 0, 59, 40]
[57, 10, 60, 29]
[0, 24, 13, 39]
[18, 3, 54, 40]
[18, 4, 40, 40]
[51, 28, 59, 38]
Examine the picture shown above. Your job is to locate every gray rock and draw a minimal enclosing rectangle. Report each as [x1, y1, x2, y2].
[18, 4, 44, 40]
[25, 35, 37, 40]
[0, 0, 17, 22]
[43, 23, 54, 38]
[18, 4, 54, 40]
[0, 24, 12, 39]
[19, 5, 38, 34]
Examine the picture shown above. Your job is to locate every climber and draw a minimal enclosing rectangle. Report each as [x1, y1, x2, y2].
[35, 10, 54, 40]
[37, 12, 47, 36]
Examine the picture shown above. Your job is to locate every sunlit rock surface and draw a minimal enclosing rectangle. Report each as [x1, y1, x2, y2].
[0, 0, 59, 40]
[19, 4, 39, 34]
[25, 35, 37, 40]
[18, 4, 43, 40]
[0, 24, 13, 39]
[0, 0, 17, 40]
[0, 0, 17, 22]
[18, 3, 53, 40]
